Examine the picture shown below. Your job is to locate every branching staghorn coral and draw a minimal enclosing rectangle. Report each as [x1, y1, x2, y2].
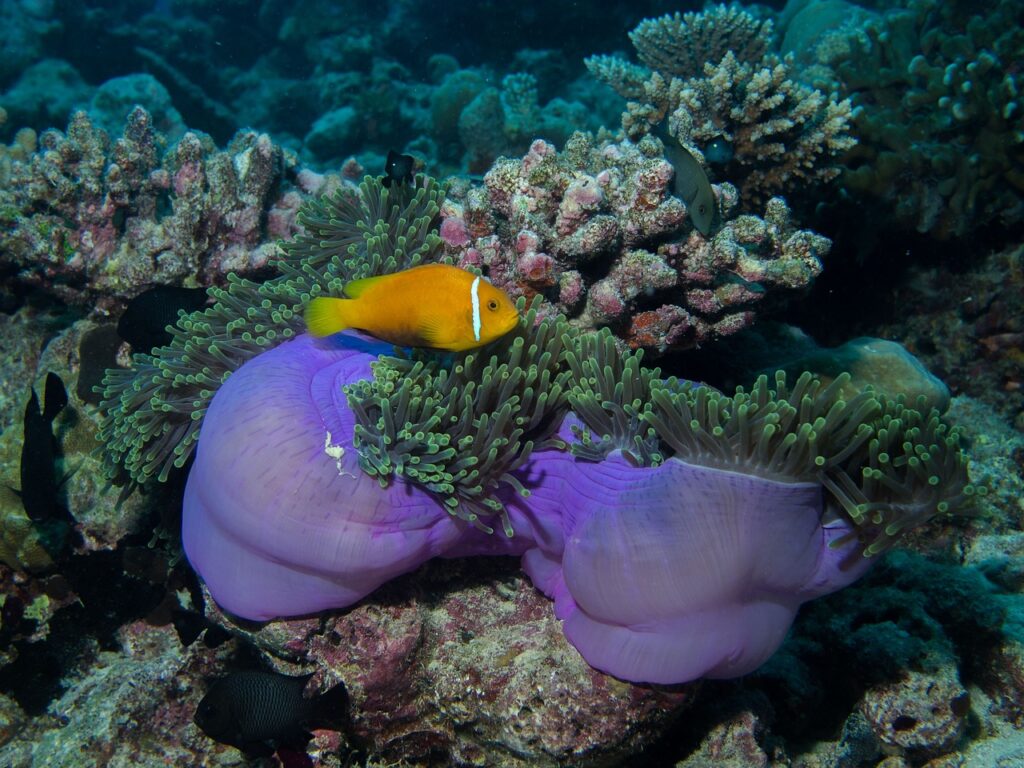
[670, 51, 857, 207]
[97, 175, 446, 486]
[586, 4, 856, 208]
[626, 4, 772, 80]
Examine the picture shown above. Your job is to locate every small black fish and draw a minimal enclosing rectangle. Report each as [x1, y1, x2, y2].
[382, 149, 416, 187]
[77, 324, 123, 404]
[194, 670, 348, 756]
[117, 285, 210, 353]
[19, 373, 68, 524]
[171, 608, 230, 649]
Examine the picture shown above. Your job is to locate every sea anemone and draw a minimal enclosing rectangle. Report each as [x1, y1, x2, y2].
[101, 175, 975, 684]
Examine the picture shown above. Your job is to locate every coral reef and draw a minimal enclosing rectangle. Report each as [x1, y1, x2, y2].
[799, 0, 1024, 239]
[0, 0, 58, 88]
[666, 51, 857, 207]
[441, 134, 829, 354]
[0, 2, 620, 178]
[0, 108, 301, 310]
[2, 2, 1023, 765]
[586, 4, 856, 208]
[873, 245, 1024, 430]
[761, 545, 1023, 764]
[429, 67, 595, 174]
[625, 4, 772, 80]
[202, 557, 692, 767]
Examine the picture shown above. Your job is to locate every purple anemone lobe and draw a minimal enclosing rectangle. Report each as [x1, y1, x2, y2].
[528, 454, 870, 684]
[184, 334, 470, 620]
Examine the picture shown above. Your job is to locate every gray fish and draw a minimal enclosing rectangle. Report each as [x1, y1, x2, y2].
[655, 125, 716, 236]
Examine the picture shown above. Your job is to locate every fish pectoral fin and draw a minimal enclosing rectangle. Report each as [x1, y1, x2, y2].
[57, 460, 84, 489]
[342, 274, 385, 299]
[418, 317, 450, 349]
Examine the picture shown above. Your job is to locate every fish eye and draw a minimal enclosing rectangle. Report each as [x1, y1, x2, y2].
[698, 204, 707, 215]
[487, 299, 498, 311]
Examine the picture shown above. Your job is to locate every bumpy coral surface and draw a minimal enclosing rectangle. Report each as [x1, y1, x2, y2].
[806, 0, 1024, 239]
[441, 134, 829, 354]
[586, 4, 856, 208]
[0, 108, 300, 310]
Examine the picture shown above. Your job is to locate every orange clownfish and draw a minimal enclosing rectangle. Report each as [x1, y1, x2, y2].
[304, 264, 520, 352]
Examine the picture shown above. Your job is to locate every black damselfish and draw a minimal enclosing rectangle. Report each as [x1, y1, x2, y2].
[382, 149, 416, 187]
[19, 372, 68, 524]
[117, 285, 210, 352]
[194, 670, 348, 756]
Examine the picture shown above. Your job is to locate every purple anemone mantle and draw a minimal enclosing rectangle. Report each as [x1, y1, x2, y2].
[183, 333, 872, 684]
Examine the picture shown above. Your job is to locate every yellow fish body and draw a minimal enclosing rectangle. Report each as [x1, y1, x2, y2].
[304, 264, 520, 351]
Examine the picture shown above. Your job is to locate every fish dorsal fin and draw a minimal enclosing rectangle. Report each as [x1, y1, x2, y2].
[43, 372, 68, 422]
[343, 274, 387, 299]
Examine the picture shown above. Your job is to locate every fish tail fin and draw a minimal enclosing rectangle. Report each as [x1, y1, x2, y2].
[304, 298, 354, 338]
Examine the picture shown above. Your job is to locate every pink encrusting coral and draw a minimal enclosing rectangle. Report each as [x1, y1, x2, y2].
[440, 134, 828, 354]
[0, 108, 303, 312]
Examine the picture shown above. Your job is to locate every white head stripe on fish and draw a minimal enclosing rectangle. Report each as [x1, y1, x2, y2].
[470, 276, 481, 342]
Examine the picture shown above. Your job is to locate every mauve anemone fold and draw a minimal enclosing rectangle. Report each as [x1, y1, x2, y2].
[183, 334, 469, 620]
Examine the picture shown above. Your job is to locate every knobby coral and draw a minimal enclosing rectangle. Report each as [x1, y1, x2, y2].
[0, 107, 297, 309]
[441, 134, 828, 355]
[100, 173, 973, 684]
[586, 4, 856, 208]
[819, 0, 1024, 239]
